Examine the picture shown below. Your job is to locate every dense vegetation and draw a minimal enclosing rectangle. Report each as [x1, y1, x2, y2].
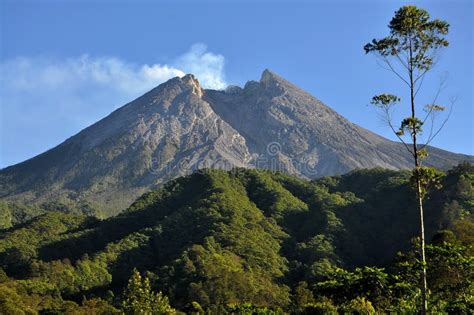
[0, 164, 472, 314]
[0, 199, 101, 230]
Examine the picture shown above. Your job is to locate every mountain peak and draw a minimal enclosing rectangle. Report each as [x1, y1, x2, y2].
[260, 69, 281, 83]
[258, 69, 291, 95]
[182, 73, 197, 82]
[181, 73, 203, 97]
[2, 69, 472, 216]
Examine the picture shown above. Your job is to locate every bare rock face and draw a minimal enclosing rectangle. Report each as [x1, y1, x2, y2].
[206, 69, 471, 178]
[0, 74, 252, 214]
[1, 70, 472, 215]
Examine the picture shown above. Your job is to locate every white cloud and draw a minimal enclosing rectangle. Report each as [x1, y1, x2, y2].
[175, 43, 227, 90]
[0, 44, 228, 167]
[1, 56, 184, 95]
[1, 43, 227, 98]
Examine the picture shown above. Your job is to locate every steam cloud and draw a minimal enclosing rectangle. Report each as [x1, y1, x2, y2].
[0, 44, 227, 167]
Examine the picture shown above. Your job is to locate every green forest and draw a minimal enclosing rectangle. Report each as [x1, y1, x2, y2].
[0, 164, 472, 314]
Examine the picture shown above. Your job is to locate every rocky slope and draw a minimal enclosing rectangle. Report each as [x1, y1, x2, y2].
[0, 70, 472, 215]
[206, 70, 470, 176]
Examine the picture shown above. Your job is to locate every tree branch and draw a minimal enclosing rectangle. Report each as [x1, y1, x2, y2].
[381, 105, 415, 156]
[382, 56, 411, 87]
[394, 51, 410, 71]
[421, 97, 455, 149]
[414, 70, 428, 98]
[421, 74, 447, 125]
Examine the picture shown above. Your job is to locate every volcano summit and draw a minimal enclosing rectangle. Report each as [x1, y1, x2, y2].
[1, 70, 471, 215]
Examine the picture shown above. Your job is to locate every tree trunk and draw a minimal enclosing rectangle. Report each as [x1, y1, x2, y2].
[409, 39, 428, 315]
[417, 177, 428, 315]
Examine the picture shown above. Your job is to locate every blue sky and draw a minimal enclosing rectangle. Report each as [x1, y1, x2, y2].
[1, 0, 472, 168]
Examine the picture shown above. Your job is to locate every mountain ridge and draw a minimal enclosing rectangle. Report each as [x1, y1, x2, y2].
[1, 69, 472, 215]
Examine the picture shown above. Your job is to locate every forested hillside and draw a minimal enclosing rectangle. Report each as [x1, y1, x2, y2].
[2, 70, 472, 216]
[0, 165, 472, 313]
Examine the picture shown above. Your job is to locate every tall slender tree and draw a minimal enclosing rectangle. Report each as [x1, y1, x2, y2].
[364, 6, 450, 314]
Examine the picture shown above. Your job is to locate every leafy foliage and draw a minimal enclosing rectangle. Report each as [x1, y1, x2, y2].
[0, 166, 472, 313]
[121, 269, 176, 314]
[364, 5, 449, 68]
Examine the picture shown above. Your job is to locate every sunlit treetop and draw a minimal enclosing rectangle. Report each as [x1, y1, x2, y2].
[365, 5, 449, 72]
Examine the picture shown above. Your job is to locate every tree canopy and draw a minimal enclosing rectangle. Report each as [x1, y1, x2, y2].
[0, 166, 472, 313]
